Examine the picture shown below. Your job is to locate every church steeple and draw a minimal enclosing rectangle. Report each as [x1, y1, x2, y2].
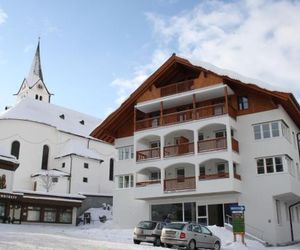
[15, 39, 52, 103]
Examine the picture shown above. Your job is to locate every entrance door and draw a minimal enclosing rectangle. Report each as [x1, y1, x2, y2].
[10, 205, 21, 223]
[208, 204, 224, 226]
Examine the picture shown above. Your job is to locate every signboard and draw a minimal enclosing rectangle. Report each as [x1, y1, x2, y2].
[0, 192, 21, 200]
[230, 205, 245, 244]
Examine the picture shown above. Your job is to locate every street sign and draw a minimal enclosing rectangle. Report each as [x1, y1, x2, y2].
[230, 205, 246, 244]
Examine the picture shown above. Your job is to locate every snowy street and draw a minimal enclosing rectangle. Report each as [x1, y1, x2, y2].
[0, 223, 299, 250]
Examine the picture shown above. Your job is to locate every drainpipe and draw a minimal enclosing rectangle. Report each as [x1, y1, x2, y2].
[68, 155, 73, 193]
[289, 201, 300, 242]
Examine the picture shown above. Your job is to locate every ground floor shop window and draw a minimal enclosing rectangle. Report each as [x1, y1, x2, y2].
[43, 208, 57, 222]
[0, 203, 5, 217]
[59, 209, 72, 223]
[27, 206, 41, 222]
[151, 203, 183, 222]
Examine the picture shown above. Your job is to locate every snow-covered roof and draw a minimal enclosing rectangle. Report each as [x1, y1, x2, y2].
[31, 169, 70, 178]
[0, 98, 101, 137]
[55, 139, 103, 161]
[0, 146, 19, 165]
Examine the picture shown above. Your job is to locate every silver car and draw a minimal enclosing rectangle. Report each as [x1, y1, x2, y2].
[161, 222, 221, 250]
[133, 221, 167, 246]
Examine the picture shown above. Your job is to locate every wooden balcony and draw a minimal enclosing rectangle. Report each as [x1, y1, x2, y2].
[198, 137, 227, 152]
[136, 116, 160, 131]
[135, 103, 237, 131]
[164, 142, 194, 158]
[234, 173, 241, 180]
[136, 148, 160, 161]
[231, 138, 239, 153]
[164, 176, 196, 192]
[161, 79, 194, 97]
[199, 172, 229, 180]
[136, 179, 161, 187]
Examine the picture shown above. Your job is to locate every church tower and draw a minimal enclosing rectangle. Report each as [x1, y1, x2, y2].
[15, 40, 52, 103]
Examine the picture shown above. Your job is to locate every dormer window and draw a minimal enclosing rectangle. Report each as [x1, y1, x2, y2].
[80, 120, 85, 125]
[59, 114, 65, 120]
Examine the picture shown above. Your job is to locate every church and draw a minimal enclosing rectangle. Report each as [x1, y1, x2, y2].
[0, 42, 115, 225]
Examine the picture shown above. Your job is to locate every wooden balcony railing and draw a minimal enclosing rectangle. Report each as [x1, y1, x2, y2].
[136, 179, 161, 187]
[164, 142, 194, 158]
[198, 137, 227, 152]
[164, 176, 196, 192]
[135, 103, 237, 131]
[199, 172, 229, 180]
[163, 109, 193, 126]
[234, 173, 241, 180]
[136, 148, 160, 161]
[231, 138, 239, 153]
[136, 116, 160, 131]
[161, 80, 194, 97]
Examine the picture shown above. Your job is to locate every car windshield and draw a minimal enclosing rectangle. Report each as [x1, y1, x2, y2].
[137, 221, 157, 230]
[164, 223, 186, 230]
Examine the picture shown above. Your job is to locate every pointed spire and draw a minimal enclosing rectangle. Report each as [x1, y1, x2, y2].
[26, 38, 44, 86]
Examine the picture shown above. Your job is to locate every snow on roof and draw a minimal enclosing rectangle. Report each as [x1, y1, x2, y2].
[31, 169, 70, 178]
[0, 98, 101, 137]
[189, 58, 289, 93]
[13, 189, 86, 199]
[0, 146, 19, 164]
[55, 139, 103, 161]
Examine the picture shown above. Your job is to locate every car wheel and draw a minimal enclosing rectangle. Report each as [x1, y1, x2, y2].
[213, 241, 220, 250]
[133, 239, 141, 244]
[153, 237, 161, 247]
[165, 243, 173, 248]
[188, 240, 196, 250]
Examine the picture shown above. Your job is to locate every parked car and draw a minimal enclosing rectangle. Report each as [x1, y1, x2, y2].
[133, 221, 167, 246]
[161, 222, 221, 250]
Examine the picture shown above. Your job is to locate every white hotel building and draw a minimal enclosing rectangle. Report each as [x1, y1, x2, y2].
[92, 55, 300, 245]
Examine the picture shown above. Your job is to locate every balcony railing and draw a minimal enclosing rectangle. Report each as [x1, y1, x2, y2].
[164, 176, 196, 192]
[161, 80, 194, 97]
[135, 103, 236, 131]
[234, 173, 241, 180]
[198, 137, 227, 152]
[136, 179, 161, 187]
[164, 142, 194, 158]
[136, 116, 160, 131]
[232, 138, 239, 153]
[136, 148, 160, 161]
[199, 172, 229, 180]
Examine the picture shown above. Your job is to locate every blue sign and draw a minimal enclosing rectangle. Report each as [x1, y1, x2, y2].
[230, 205, 245, 212]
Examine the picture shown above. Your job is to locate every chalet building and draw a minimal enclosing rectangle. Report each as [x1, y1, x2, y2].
[92, 54, 300, 245]
[0, 42, 115, 225]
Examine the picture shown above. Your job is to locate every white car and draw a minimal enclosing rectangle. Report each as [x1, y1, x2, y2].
[161, 222, 221, 250]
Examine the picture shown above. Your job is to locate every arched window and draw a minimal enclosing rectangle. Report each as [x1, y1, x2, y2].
[41, 145, 49, 170]
[39, 96, 42, 101]
[11, 141, 20, 159]
[109, 158, 114, 181]
[35, 94, 38, 100]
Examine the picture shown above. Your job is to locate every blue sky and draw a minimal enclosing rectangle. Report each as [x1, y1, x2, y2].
[0, 0, 300, 119]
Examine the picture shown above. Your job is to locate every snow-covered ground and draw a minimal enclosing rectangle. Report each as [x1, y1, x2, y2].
[0, 208, 299, 250]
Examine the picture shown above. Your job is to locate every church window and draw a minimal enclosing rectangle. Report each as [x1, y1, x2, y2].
[39, 96, 42, 101]
[11, 141, 20, 159]
[41, 145, 49, 170]
[109, 158, 114, 181]
[35, 95, 38, 100]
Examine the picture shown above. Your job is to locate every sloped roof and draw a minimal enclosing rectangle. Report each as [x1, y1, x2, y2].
[0, 98, 101, 138]
[91, 54, 300, 143]
[55, 139, 103, 161]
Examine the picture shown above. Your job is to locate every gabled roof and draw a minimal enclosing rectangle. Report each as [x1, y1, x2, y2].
[0, 97, 101, 138]
[91, 54, 300, 143]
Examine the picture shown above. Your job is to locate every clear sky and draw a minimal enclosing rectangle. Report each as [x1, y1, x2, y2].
[0, 0, 300, 119]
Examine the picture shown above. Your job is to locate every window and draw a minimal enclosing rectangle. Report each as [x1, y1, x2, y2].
[27, 206, 41, 222]
[59, 208, 72, 223]
[177, 168, 185, 182]
[253, 121, 281, 140]
[217, 163, 226, 174]
[52, 177, 58, 183]
[199, 166, 206, 178]
[39, 96, 42, 101]
[117, 175, 134, 188]
[62, 162, 65, 168]
[150, 171, 160, 180]
[215, 130, 226, 138]
[41, 145, 49, 170]
[281, 122, 290, 142]
[118, 145, 134, 160]
[198, 205, 208, 225]
[83, 177, 88, 183]
[275, 200, 282, 225]
[256, 156, 285, 175]
[35, 94, 38, 99]
[11, 141, 20, 159]
[0, 175, 6, 189]
[44, 208, 56, 222]
[109, 158, 114, 181]
[84, 163, 89, 169]
[238, 96, 249, 110]
[150, 141, 160, 148]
